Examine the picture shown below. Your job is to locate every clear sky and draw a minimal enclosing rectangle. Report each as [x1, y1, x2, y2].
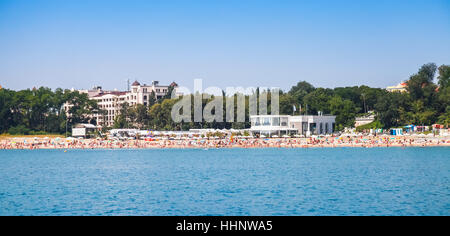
[0, 0, 449, 92]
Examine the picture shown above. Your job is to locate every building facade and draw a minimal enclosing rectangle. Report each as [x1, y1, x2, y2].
[250, 115, 336, 136]
[386, 82, 407, 93]
[65, 80, 177, 127]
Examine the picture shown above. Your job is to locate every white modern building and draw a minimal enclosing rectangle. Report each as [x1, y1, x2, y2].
[250, 115, 336, 136]
[65, 80, 178, 127]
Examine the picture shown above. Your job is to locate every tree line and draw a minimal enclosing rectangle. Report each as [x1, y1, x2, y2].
[115, 63, 449, 131]
[0, 63, 448, 135]
[0, 88, 100, 135]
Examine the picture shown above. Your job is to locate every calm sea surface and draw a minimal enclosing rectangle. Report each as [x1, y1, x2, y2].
[0, 147, 449, 216]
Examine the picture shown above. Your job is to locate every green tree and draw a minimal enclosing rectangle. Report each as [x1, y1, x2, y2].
[113, 102, 133, 128]
[133, 104, 150, 129]
[303, 88, 334, 114]
[329, 96, 359, 130]
[375, 92, 410, 128]
[148, 90, 157, 107]
[65, 90, 100, 126]
[288, 81, 315, 104]
[437, 65, 450, 89]
[406, 63, 437, 102]
[279, 93, 297, 115]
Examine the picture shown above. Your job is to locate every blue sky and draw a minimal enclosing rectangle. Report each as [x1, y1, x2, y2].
[0, 0, 449, 91]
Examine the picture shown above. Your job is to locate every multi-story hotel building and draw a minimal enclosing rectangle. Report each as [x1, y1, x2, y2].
[65, 80, 178, 127]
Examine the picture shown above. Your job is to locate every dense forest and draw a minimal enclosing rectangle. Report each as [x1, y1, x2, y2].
[0, 63, 449, 135]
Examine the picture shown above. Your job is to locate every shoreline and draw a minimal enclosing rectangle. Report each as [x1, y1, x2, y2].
[1, 136, 449, 150]
[1, 145, 450, 151]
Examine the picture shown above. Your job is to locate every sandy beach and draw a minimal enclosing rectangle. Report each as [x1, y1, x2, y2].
[1, 135, 449, 150]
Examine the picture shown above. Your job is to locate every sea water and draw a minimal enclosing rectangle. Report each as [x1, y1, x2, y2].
[0, 147, 449, 216]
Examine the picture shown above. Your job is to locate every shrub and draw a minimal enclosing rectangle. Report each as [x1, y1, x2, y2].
[29, 131, 48, 135]
[8, 125, 31, 135]
[356, 120, 383, 132]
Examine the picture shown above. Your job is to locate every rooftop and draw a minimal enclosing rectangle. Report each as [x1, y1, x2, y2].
[92, 91, 127, 98]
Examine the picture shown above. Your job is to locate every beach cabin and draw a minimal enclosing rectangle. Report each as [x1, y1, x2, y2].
[390, 128, 403, 136]
[404, 125, 415, 133]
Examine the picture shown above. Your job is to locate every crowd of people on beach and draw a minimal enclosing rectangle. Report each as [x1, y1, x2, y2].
[1, 135, 449, 150]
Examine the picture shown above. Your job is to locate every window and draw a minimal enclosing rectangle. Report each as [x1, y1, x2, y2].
[252, 117, 261, 126]
[272, 117, 280, 126]
[281, 118, 288, 126]
[310, 123, 317, 134]
[263, 117, 270, 126]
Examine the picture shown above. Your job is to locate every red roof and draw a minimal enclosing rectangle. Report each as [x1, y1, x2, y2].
[132, 80, 141, 86]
